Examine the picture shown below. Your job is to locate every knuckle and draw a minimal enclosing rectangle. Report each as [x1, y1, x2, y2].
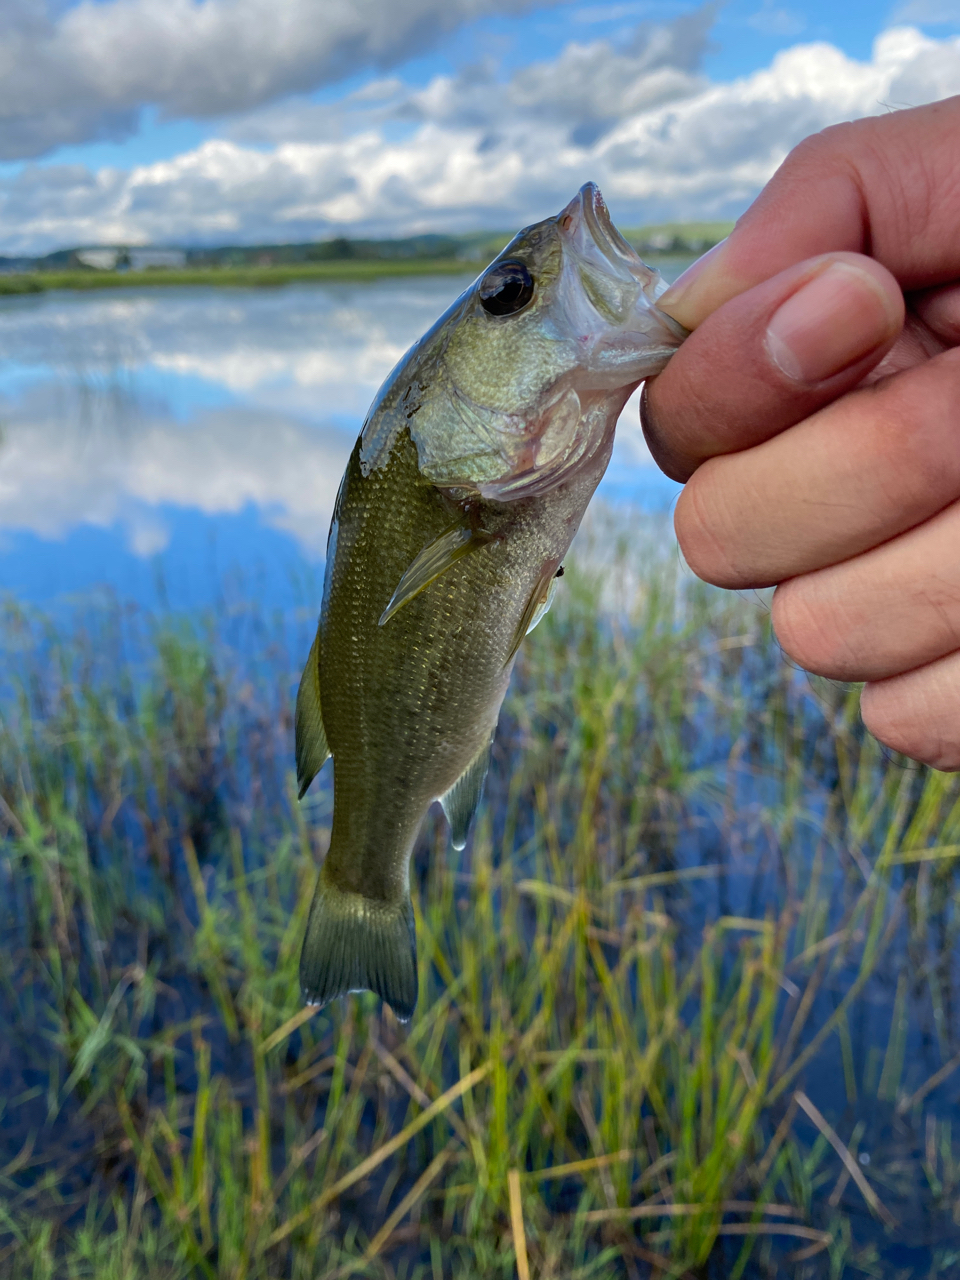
[835, 354, 960, 526]
[783, 116, 960, 265]
[771, 578, 858, 677]
[768, 115, 957, 264]
[674, 467, 751, 588]
[855, 381, 945, 511]
[776, 123, 865, 194]
[911, 577, 960, 655]
[890, 353, 960, 479]
[860, 678, 960, 772]
[785, 125, 850, 171]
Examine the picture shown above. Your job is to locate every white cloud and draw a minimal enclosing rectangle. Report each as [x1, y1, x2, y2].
[397, 5, 715, 144]
[572, 4, 652, 24]
[0, 275, 466, 419]
[0, 277, 462, 552]
[222, 9, 715, 149]
[0, 384, 658, 556]
[0, 0, 558, 161]
[1, 23, 959, 253]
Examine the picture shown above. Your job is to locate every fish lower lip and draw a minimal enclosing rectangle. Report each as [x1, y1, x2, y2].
[581, 182, 609, 233]
[581, 185, 636, 268]
[558, 182, 639, 274]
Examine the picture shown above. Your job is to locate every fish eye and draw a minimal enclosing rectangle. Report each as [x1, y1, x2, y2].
[479, 260, 535, 317]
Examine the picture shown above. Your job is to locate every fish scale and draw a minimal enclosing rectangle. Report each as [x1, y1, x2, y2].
[321, 428, 602, 892]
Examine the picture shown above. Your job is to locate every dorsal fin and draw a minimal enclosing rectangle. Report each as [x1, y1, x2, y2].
[295, 630, 330, 799]
[379, 522, 485, 626]
[440, 737, 493, 851]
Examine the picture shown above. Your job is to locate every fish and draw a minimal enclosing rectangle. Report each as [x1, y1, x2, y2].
[295, 182, 686, 1020]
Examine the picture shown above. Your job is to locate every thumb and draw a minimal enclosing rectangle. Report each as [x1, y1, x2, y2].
[643, 252, 903, 482]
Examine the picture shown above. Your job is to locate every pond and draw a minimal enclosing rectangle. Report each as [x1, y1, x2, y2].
[1, 268, 958, 1279]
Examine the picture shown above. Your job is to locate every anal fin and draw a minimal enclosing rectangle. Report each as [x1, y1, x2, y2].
[295, 630, 330, 799]
[440, 737, 492, 851]
[380, 522, 485, 626]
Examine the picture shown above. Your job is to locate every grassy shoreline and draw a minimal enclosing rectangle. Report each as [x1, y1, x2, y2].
[0, 259, 480, 294]
[0, 249, 703, 295]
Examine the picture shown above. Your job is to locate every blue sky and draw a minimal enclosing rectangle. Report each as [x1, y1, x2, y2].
[0, 0, 958, 252]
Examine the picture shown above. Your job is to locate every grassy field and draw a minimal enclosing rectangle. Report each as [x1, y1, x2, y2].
[0, 260, 478, 295]
[0, 511, 958, 1278]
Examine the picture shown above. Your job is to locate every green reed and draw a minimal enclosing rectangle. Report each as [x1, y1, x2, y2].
[1, 511, 959, 1278]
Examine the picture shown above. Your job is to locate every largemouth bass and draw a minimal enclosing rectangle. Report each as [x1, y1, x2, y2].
[295, 183, 685, 1019]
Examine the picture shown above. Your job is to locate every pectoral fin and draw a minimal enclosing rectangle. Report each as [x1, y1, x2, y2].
[440, 737, 492, 851]
[506, 563, 562, 663]
[379, 522, 484, 626]
[295, 630, 330, 799]
[525, 568, 561, 637]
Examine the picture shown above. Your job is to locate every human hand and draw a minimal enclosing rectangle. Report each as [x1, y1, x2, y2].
[642, 96, 960, 769]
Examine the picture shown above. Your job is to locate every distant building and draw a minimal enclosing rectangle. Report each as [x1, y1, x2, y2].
[76, 248, 120, 270]
[73, 246, 187, 271]
[129, 248, 186, 270]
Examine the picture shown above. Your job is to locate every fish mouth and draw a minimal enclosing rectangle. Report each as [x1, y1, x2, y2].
[557, 182, 643, 278]
[555, 181, 687, 340]
[552, 181, 687, 381]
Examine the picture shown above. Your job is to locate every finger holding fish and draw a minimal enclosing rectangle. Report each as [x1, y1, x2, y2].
[641, 252, 904, 483]
[672, 345, 960, 589]
[773, 496, 960, 684]
[641, 99, 960, 771]
[860, 652, 960, 772]
[773, 493, 960, 770]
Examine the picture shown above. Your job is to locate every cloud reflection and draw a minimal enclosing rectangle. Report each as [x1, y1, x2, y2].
[0, 277, 668, 565]
[0, 388, 353, 555]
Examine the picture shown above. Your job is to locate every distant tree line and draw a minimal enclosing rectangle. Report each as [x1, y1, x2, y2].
[0, 222, 734, 277]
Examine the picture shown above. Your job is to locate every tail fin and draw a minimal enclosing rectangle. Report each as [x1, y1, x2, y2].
[299, 869, 418, 1020]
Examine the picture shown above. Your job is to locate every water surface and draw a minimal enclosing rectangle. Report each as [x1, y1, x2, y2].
[0, 269, 689, 610]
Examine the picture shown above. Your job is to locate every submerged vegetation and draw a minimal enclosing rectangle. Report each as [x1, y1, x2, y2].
[0, 511, 958, 1278]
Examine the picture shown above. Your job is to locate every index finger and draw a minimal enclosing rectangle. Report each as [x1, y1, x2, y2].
[657, 97, 960, 332]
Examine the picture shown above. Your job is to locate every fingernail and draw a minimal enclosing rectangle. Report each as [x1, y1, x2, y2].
[766, 260, 901, 384]
[657, 239, 728, 328]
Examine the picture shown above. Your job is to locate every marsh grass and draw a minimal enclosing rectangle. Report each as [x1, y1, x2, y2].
[1, 511, 960, 1278]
